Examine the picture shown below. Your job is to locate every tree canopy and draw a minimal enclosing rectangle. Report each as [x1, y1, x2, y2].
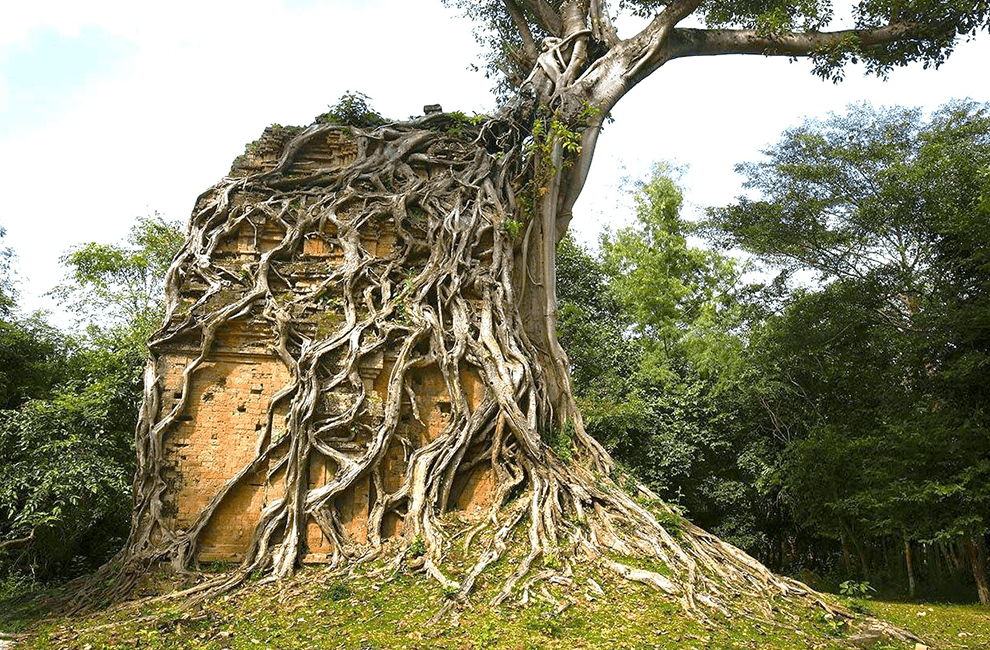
[447, 0, 990, 105]
[50, 213, 184, 344]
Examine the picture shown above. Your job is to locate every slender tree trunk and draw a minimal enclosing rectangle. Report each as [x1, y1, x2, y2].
[953, 540, 967, 570]
[964, 537, 990, 606]
[839, 528, 852, 575]
[941, 542, 961, 575]
[850, 531, 869, 578]
[904, 537, 916, 598]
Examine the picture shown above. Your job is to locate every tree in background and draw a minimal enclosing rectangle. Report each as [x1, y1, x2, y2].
[50, 213, 185, 347]
[707, 101, 990, 604]
[0, 313, 72, 411]
[0, 227, 13, 317]
[0, 227, 74, 411]
[557, 105, 990, 604]
[0, 216, 183, 582]
[558, 166, 785, 558]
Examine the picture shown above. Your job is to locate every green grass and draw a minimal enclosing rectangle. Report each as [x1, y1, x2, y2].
[2, 564, 987, 649]
[863, 599, 989, 649]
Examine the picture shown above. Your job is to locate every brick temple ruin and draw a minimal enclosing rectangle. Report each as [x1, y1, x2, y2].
[156, 126, 494, 562]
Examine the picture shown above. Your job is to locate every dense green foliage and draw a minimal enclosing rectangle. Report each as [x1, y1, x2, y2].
[0, 344, 141, 578]
[50, 213, 184, 344]
[559, 103, 990, 602]
[0, 216, 182, 581]
[558, 167, 778, 555]
[0, 313, 72, 411]
[709, 100, 990, 599]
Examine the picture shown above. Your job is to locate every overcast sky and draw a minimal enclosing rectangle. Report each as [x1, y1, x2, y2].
[2, 0, 988, 320]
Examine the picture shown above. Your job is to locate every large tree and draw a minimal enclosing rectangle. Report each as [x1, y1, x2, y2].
[103, 0, 987, 622]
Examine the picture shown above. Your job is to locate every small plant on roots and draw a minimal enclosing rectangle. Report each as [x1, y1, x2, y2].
[315, 91, 386, 128]
[408, 535, 427, 558]
[504, 217, 523, 239]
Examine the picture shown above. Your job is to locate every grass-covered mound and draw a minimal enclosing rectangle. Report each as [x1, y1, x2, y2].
[4, 558, 985, 649]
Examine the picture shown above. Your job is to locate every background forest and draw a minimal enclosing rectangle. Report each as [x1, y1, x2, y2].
[0, 100, 987, 606]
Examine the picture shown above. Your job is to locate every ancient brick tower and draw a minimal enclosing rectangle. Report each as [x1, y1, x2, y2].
[157, 126, 493, 562]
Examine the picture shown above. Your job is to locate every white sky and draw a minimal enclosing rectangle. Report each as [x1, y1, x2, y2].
[1, 0, 988, 320]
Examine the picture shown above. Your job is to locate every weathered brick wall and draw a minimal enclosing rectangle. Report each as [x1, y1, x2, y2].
[159, 126, 494, 563]
[160, 345, 290, 561]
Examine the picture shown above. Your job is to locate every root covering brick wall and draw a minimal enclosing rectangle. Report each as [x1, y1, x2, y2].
[158, 126, 493, 562]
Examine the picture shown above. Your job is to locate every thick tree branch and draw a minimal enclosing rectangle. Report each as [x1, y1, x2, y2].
[667, 22, 922, 59]
[504, 0, 539, 61]
[568, 0, 704, 110]
[516, 0, 564, 36]
[575, 15, 926, 116]
[658, 0, 706, 28]
[559, 1, 591, 85]
[624, 0, 706, 78]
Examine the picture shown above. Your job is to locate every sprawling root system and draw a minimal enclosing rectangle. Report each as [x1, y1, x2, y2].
[79, 103, 835, 622]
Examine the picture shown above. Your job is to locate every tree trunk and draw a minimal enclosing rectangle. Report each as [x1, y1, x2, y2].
[964, 537, 990, 606]
[839, 528, 852, 575]
[941, 541, 961, 574]
[849, 530, 870, 578]
[904, 537, 916, 598]
[953, 540, 967, 570]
